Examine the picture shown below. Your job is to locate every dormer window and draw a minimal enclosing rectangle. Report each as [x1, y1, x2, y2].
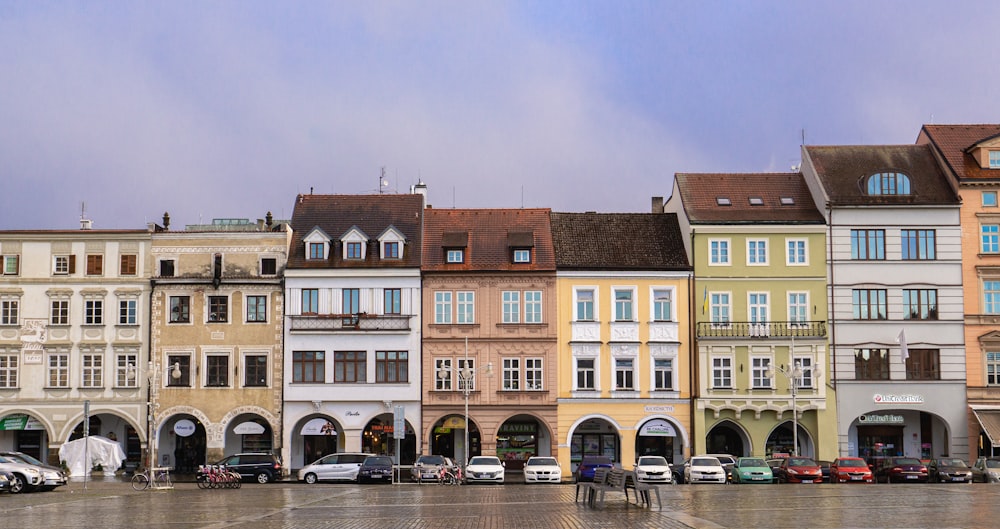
[346, 242, 363, 260]
[865, 172, 911, 195]
[384, 241, 400, 259]
[513, 249, 531, 263]
[991, 151, 1000, 169]
[339, 227, 370, 261]
[508, 231, 534, 264]
[442, 231, 469, 265]
[309, 243, 325, 259]
[377, 226, 405, 260]
[447, 249, 464, 263]
[716, 197, 731, 206]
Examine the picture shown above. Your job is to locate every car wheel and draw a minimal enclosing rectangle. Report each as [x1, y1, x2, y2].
[9, 475, 27, 494]
[304, 473, 318, 485]
[256, 472, 271, 484]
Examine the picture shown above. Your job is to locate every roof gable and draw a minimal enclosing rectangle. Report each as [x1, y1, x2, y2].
[672, 173, 824, 224]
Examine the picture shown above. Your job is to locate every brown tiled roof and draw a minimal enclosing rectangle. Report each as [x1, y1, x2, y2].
[672, 173, 824, 224]
[919, 124, 1000, 181]
[804, 144, 958, 206]
[549, 212, 690, 271]
[422, 208, 555, 271]
[286, 194, 423, 269]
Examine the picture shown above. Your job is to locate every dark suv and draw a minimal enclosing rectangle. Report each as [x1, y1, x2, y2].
[574, 456, 614, 482]
[213, 453, 282, 483]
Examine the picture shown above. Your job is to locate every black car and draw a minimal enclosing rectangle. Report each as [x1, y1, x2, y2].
[358, 456, 394, 484]
[213, 453, 282, 483]
[927, 458, 972, 483]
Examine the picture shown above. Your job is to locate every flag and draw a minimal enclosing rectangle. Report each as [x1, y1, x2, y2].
[702, 286, 708, 315]
[896, 329, 909, 361]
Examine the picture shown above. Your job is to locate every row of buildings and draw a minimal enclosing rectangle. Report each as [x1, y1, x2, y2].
[1, 124, 999, 476]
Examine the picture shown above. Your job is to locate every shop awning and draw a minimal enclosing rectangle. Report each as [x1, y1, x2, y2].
[972, 408, 1000, 447]
[234, 421, 265, 435]
[300, 417, 337, 436]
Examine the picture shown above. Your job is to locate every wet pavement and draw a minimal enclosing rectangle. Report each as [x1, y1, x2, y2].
[1, 477, 998, 528]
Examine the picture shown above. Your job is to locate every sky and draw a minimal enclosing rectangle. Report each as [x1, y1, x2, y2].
[2, 1, 999, 230]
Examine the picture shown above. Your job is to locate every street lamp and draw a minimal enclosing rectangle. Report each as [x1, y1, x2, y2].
[767, 358, 822, 457]
[437, 338, 475, 470]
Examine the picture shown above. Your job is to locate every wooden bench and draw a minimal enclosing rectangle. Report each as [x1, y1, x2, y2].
[625, 472, 662, 509]
[590, 468, 630, 508]
[575, 467, 609, 503]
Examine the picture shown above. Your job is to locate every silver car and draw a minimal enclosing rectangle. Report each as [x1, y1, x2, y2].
[410, 454, 451, 483]
[297, 452, 373, 483]
[0, 455, 44, 493]
[0, 451, 68, 491]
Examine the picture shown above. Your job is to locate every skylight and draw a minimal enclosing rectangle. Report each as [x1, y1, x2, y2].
[749, 197, 764, 206]
[780, 197, 795, 205]
[716, 197, 731, 206]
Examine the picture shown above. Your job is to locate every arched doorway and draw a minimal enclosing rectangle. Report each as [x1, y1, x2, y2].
[634, 418, 684, 465]
[569, 418, 620, 473]
[430, 415, 480, 463]
[362, 415, 416, 465]
[69, 413, 142, 470]
[0, 413, 48, 461]
[293, 415, 341, 468]
[224, 415, 274, 455]
[159, 415, 206, 472]
[496, 414, 551, 471]
[706, 420, 749, 457]
[765, 421, 814, 458]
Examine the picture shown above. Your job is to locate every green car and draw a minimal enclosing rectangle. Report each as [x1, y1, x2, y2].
[731, 457, 774, 484]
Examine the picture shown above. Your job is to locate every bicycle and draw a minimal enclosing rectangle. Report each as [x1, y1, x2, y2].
[131, 466, 172, 491]
[438, 465, 462, 485]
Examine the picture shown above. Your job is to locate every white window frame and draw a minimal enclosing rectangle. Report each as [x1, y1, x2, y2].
[502, 357, 520, 390]
[614, 357, 635, 391]
[115, 351, 139, 388]
[747, 239, 768, 265]
[446, 249, 464, 263]
[613, 287, 636, 322]
[0, 352, 19, 388]
[710, 292, 731, 325]
[47, 351, 70, 388]
[652, 357, 673, 391]
[434, 358, 453, 390]
[524, 291, 542, 323]
[84, 298, 103, 325]
[712, 356, 733, 389]
[81, 352, 103, 388]
[786, 238, 808, 266]
[794, 356, 816, 389]
[2, 255, 19, 275]
[788, 292, 809, 325]
[502, 291, 521, 324]
[456, 291, 475, 324]
[50, 297, 69, 326]
[991, 151, 1000, 169]
[513, 249, 531, 263]
[709, 238, 731, 266]
[748, 292, 769, 323]
[0, 297, 18, 326]
[574, 356, 597, 391]
[434, 291, 453, 324]
[525, 357, 543, 390]
[651, 287, 674, 322]
[118, 296, 138, 325]
[575, 288, 596, 322]
[751, 356, 772, 389]
[53, 255, 70, 275]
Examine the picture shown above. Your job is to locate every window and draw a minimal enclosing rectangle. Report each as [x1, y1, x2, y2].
[795, 357, 816, 388]
[244, 354, 267, 387]
[709, 239, 730, 265]
[988, 352, 1000, 386]
[116, 353, 138, 388]
[905, 349, 940, 380]
[170, 296, 190, 323]
[615, 358, 634, 390]
[84, 299, 103, 325]
[159, 259, 175, 277]
[166, 355, 191, 387]
[710, 293, 730, 324]
[748, 292, 769, 323]
[786, 239, 807, 265]
[851, 229, 885, 260]
[614, 289, 634, 321]
[653, 289, 672, 321]
[334, 351, 366, 383]
[654, 359, 673, 390]
[82, 354, 102, 388]
[991, 151, 1000, 169]
[247, 295, 267, 322]
[502, 358, 520, 390]
[901, 230, 936, 260]
[788, 292, 808, 324]
[346, 242, 363, 260]
[435, 358, 453, 390]
[376, 351, 408, 383]
[855, 348, 889, 380]
[0, 354, 17, 388]
[457, 358, 475, 391]
[751, 357, 771, 389]
[524, 291, 542, 323]
[53, 255, 71, 275]
[576, 358, 595, 390]
[525, 358, 543, 390]
[502, 291, 520, 323]
[119, 298, 137, 325]
[987, 281, 1000, 315]
[342, 288, 360, 316]
[206, 296, 227, 322]
[865, 172, 911, 195]
[712, 357, 732, 388]
[384, 241, 400, 259]
[51, 299, 69, 325]
[309, 242, 325, 259]
[513, 249, 531, 263]
[86, 254, 103, 275]
[576, 290, 595, 321]
[47, 353, 69, 388]
[446, 249, 464, 263]
[983, 225, 1000, 253]
[301, 289, 319, 315]
[206, 354, 229, 387]
[120, 254, 137, 276]
[292, 351, 324, 383]
[0, 298, 18, 326]
[852, 289, 887, 320]
[985, 191, 999, 207]
[260, 257, 277, 275]
[903, 289, 938, 320]
[747, 239, 768, 265]
[434, 291, 453, 324]
[2, 255, 19, 275]
[384, 288, 401, 315]
[456, 291, 474, 323]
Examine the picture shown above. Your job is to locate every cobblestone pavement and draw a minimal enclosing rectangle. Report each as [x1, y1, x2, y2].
[2, 478, 999, 529]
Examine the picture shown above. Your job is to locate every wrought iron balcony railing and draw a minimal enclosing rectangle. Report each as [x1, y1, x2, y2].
[289, 313, 412, 332]
[696, 320, 826, 339]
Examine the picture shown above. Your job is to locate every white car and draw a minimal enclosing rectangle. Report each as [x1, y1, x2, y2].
[464, 456, 505, 484]
[634, 456, 672, 484]
[683, 456, 727, 484]
[523, 456, 561, 484]
[297, 452, 373, 483]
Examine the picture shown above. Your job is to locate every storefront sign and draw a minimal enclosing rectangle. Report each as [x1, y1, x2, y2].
[639, 419, 676, 437]
[442, 417, 466, 429]
[873, 394, 924, 404]
[0, 414, 42, 430]
[174, 419, 196, 437]
[301, 418, 337, 435]
[498, 423, 537, 434]
[644, 405, 675, 413]
[233, 421, 265, 435]
[859, 414, 905, 424]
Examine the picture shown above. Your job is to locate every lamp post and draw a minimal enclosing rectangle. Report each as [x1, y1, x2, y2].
[767, 355, 822, 457]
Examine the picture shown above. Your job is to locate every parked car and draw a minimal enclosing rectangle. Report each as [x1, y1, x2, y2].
[574, 455, 614, 483]
[634, 456, 672, 484]
[410, 454, 451, 483]
[523, 456, 562, 484]
[816, 460, 832, 482]
[972, 457, 1000, 483]
[683, 456, 727, 484]
[465, 456, 505, 484]
[671, 459, 688, 484]
[875, 457, 928, 483]
[775, 457, 823, 483]
[829, 457, 873, 483]
[0, 455, 44, 493]
[298, 452, 373, 483]
[0, 470, 11, 493]
[214, 453, 282, 483]
[0, 451, 68, 491]
[730, 457, 773, 484]
[927, 458, 972, 483]
[357, 455, 394, 484]
[766, 458, 786, 477]
[704, 453, 737, 482]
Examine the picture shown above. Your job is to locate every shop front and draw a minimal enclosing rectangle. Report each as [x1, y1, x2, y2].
[634, 418, 685, 465]
[496, 416, 552, 471]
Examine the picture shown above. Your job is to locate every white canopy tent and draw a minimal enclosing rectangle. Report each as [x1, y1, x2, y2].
[58, 435, 127, 477]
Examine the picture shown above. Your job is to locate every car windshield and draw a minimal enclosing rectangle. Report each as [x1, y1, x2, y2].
[788, 458, 816, 466]
[894, 458, 921, 465]
[938, 459, 966, 467]
[638, 457, 667, 466]
[838, 459, 867, 468]
[527, 458, 558, 466]
[417, 455, 445, 466]
[7, 453, 44, 466]
[469, 457, 500, 466]
[365, 457, 392, 465]
[692, 458, 720, 466]
[739, 458, 766, 467]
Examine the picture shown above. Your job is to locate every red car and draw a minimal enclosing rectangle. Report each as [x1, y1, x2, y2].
[830, 457, 874, 483]
[876, 457, 928, 483]
[776, 457, 823, 483]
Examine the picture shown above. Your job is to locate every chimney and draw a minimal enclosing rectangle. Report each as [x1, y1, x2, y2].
[80, 218, 93, 230]
[266, 211, 273, 228]
[651, 196, 664, 213]
[411, 180, 428, 207]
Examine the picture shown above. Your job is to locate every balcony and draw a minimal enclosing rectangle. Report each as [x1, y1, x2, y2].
[289, 313, 412, 332]
[696, 320, 826, 339]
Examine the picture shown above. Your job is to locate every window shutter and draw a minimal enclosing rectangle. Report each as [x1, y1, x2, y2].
[69, 255, 76, 274]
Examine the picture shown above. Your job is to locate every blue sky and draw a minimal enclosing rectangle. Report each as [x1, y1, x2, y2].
[2, 1, 998, 229]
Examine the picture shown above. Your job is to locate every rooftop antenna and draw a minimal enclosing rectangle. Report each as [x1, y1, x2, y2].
[800, 128, 806, 145]
[379, 167, 389, 194]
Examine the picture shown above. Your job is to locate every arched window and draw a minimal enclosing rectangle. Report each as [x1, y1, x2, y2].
[866, 172, 911, 195]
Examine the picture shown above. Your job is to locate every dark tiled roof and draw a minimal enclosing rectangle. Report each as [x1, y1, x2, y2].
[549, 212, 690, 271]
[919, 124, 1000, 181]
[287, 194, 423, 269]
[804, 144, 959, 206]
[672, 173, 824, 224]
[422, 208, 555, 271]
